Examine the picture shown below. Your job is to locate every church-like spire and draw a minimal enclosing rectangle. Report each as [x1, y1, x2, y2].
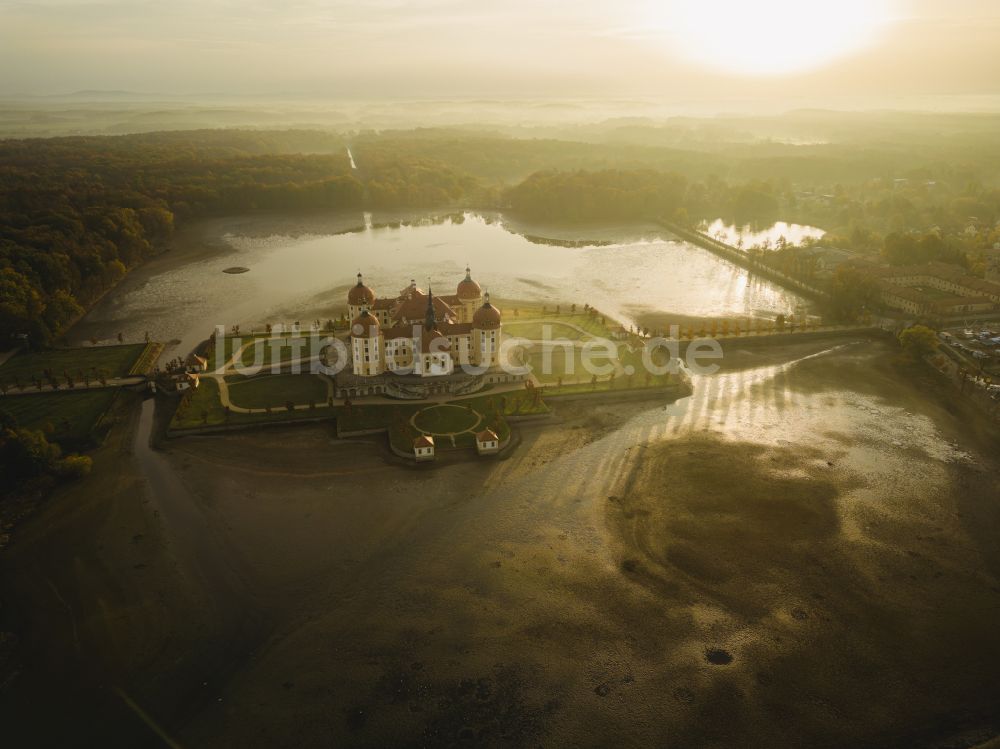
[425, 284, 436, 330]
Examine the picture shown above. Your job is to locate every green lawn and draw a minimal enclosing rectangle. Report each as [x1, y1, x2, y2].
[503, 320, 592, 341]
[501, 390, 550, 415]
[526, 345, 618, 384]
[337, 392, 537, 431]
[562, 313, 614, 339]
[503, 310, 611, 336]
[170, 377, 334, 430]
[226, 373, 329, 409]
[172, 377, 228, 428]
[206, 334, 336, 371]
[167, 375, 546, 451]
[337, 391, 531, 453]
[0, 344, 149, 385]
[389, 409, 510, 453]
[412, 403, 481, 434]
[204, 333, 276, 370]
[1, 388, 120, 445]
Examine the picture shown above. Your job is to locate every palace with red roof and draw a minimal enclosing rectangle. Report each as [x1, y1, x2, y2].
[346, 268, 502, 380]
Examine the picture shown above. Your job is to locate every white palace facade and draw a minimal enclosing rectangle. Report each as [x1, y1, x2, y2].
[335, 269, 520, 399]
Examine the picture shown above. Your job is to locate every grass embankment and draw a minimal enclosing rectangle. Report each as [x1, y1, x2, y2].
[129, 342, 163, 375]
[0, 343, 150, 385]
[1, 388, 121, 446]
[526, 342, 684, 396]
[541, 372, 684, 397]
[499, 306, 612, 338]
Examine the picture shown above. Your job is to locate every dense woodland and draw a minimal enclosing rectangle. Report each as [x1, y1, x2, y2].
[3, 120, 1000, 344]
[503, 169, 780, 223]
[0, 133, 479, 344]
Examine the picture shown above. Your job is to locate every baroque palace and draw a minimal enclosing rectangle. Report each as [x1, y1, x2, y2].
[334, 268, 525, 399]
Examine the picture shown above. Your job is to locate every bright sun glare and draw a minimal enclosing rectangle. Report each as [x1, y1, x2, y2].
[655, 0, 897, 76]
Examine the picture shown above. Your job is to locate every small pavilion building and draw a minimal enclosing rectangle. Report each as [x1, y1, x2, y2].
[475, 428, 500, 455]
[414, 434, 435, 462]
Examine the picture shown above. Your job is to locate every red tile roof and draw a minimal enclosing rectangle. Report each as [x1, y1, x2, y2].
[392, 294, 456, 324]
[420, 329, 452, 354]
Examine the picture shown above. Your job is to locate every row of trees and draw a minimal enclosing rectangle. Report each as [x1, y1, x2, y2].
[784, 178, 1000, 261]
[503, 170, 781, 224]
[0, 133, 482, 346]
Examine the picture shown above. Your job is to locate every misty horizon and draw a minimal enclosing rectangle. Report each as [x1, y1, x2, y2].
[1, 0, 999, 104]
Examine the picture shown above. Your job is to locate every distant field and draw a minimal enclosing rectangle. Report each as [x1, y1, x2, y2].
[0, 344, 149, 384]
[1, 388, 120, 444]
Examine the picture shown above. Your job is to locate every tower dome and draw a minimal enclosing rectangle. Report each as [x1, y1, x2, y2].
[457, 266, 482, 299]
[472, 292, 501, 329]
[348, 272, 375, 306]
[350, 309, 380, 337]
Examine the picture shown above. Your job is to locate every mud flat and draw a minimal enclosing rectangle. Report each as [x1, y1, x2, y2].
[2, 338, 999, 747]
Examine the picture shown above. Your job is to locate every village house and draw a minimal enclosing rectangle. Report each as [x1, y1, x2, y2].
[872, 262, 1000, 317]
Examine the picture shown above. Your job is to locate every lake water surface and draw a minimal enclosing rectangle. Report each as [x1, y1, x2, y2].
[70, 212, 809, 356]
[701, 218, 825, 249]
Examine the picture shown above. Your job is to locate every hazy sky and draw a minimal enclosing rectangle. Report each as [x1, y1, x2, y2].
[1, 0, 999, 104]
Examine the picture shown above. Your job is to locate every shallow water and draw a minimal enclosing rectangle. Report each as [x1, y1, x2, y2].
[482, 342, 972, 517]
[69, 212, 808, 356]
[701, 217, 825, 249]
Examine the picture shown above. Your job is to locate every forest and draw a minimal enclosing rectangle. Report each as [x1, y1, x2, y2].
[3, 121, 1000, 345]
[501, 169, 780, 223]
[0, 132, 480, 345]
